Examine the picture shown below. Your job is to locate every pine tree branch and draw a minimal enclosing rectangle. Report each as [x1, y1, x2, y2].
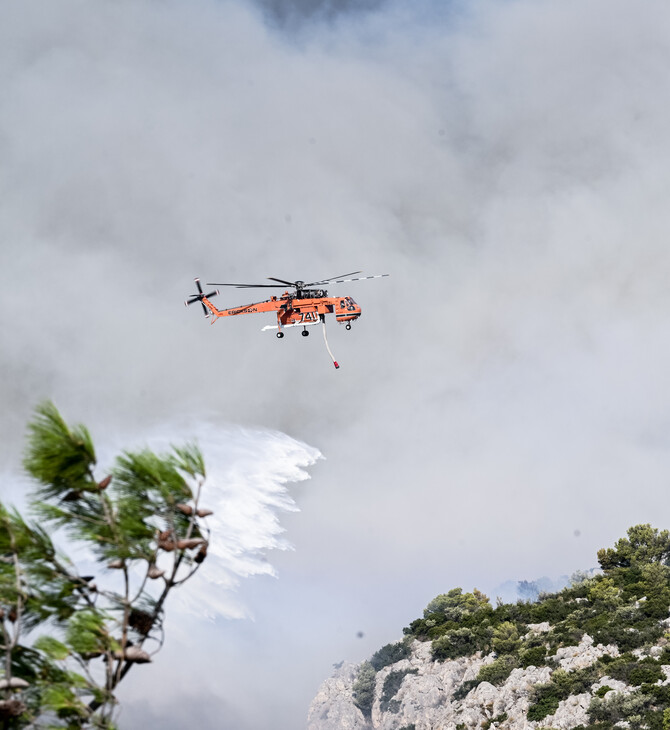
[113, 566, 131, 688]
[87, 507, 208, 712]
[6, 529, 23, 693]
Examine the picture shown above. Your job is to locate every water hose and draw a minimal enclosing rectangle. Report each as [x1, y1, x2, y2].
[321, 316, 339, 369]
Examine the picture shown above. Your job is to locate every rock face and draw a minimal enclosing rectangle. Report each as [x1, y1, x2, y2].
[553, 634, 618, 672]
[309, 663, 370, 730]
[307, 634, 669, 730]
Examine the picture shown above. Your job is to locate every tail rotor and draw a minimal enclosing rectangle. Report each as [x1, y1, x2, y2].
[185, 278, 219, 316]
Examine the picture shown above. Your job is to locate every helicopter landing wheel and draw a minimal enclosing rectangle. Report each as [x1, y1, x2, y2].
[276, 331, 284, 339]
[301, 329, 309, 337]
[345, 323, 352, 331]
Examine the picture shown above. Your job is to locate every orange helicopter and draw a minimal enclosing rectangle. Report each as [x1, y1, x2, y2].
[185, 272, 389, 369]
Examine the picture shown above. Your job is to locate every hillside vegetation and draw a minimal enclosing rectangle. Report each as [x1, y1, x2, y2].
[341, 525, 670, 730]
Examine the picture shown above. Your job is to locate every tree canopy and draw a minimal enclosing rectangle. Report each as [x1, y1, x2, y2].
[597, 524, 670, 571]
[0, 402, 214, 727]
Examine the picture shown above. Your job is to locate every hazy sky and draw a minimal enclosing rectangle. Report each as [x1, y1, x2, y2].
[2, 0, 670, 727]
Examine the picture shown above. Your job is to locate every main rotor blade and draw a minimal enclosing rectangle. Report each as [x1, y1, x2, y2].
[312, 273, 389, 285]
[206, 282, 288, 288]
[235, 284, 289, 289]
[305, 271, 361, 286]
[194, 278, 204, 294]
[200, 302, 208, 316]
[186, 296, 201, 305]
[204, 290, 218, 299]
[267, 277, 298, 287]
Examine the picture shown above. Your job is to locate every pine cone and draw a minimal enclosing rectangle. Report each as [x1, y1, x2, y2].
[0, 678, 29, 690]
[129, 608, 154, 635]
[194, 543, 208, 564]
[0, 699, 26, 718]
[157, 530, 176, 551]
[176, 538, 206, 550]
[147, 565, 165, 579]
[176, 503, 193, 516]
[196, 508, 213, 517]
[97, 475, 112, 490]
[114, 646, 151, 663]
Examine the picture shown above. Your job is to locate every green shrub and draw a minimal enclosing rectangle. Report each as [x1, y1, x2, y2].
[482, 712, 508, 729]
[587, 608, 664, 652]
[645, 709, 667, 730]
[601, 654, 664, 685]
[492, 621, 521, 655]
[655, 647, 670, 665]
[477, 655, 518, 686]
[588, 577, 622, 608]
[646, 685, 670, 706]
[555, 666, 600, 696]
[492, 600, 534, 626]
[371, 638, 412, 671]
[380, 668, 418, 712]
[527, 687, 561, 722]
[588, 689, 652, 726]
[546, 623, 584, 652]
[629, 661, 665, 686]
[431, 625, 492, 662]
[451, 680, 478, 701]
[404, 615, 454, 641]
[352, 661, 376, 719]
[519, 645, 547, 668]
[530, 596, 574, 624]
[431, 628, 474, 661]
[423, 588, 491, 621]
[582, 604, 640, 647]
[621, 622, 664, 651]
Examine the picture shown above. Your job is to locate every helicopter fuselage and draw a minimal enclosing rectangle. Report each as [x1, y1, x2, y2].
[200, 290, 361, 330]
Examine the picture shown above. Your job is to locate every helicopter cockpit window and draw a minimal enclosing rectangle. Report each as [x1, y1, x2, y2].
[340, 300, 345, 308]
[345, 297, 357, 310]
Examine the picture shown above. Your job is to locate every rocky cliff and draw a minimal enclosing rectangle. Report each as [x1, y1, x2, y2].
[307, 525, 670, 730]
[307, 629, 670, 729]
